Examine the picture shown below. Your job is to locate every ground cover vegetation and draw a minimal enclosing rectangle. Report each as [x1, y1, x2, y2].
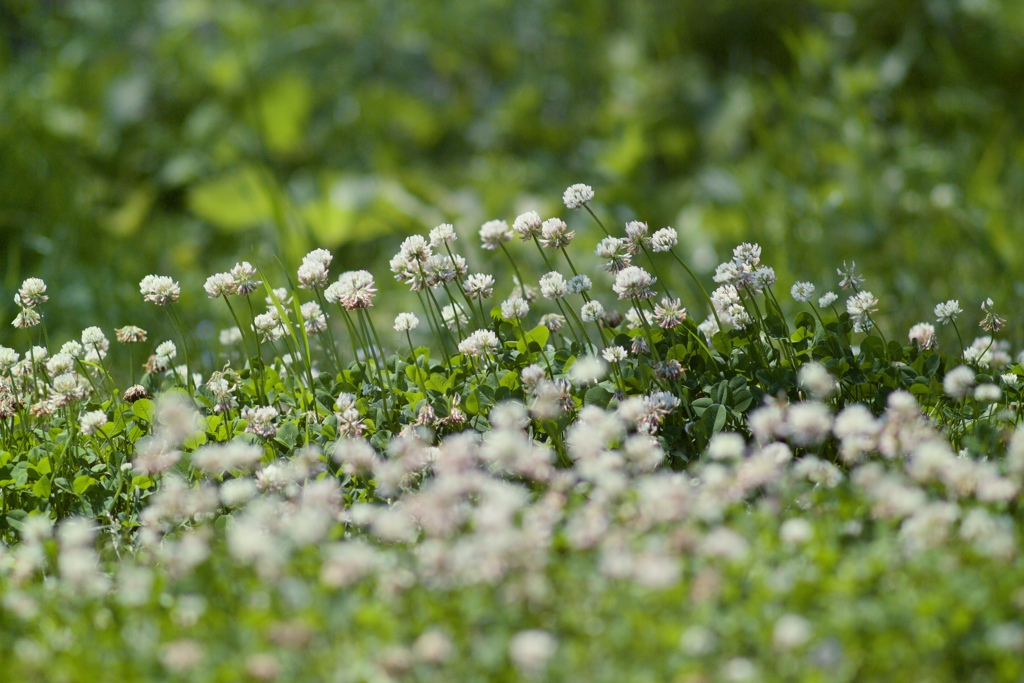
[5, 1, 1024, 681]
[2, 184, 1024, 680]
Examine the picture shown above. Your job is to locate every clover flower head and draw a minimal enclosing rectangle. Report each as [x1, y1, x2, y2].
[297, 260, 329, 290]
[539, 218, 574, 249]
[429, 223, 457, 247]
[458, 329, 500, 359]
[562, 183, 594, 210]
[229, 262, 261, 296]
[479, 220, 513, 250]
[837, 261, 864, 290]
[612, 266, 656, 300]
[650, 227, 678, 253]
[393, 312, 420, 333]
[602, 345, 627, 363]
[329, 270, 377, 309]
[300, 301, 327, 335]
[204, 272, 236, 298]
[501, 296, 529, 321]
[441, 303, 468, 331]
[791, 281, 816, 303]
[595, 236, 631, 273]
[80, 410, 108, 436]
[934, 299, 962, 325]
[12, 307, 41, 329]
[654, 297, 687, 329]
[60, 340, 84, 358]
[512, 211, 543, 240]
[908, 322, 936, 350]
[16, 278, 48, 308]
[301, 248, 331, 268]
[464, 273, 495, 300]
[818, 291, 838, 308]
[567, 274, 592, 295]
[139, 274, 180, 306]
[539, 272, 568, 300]
[580, 300, 605, 323]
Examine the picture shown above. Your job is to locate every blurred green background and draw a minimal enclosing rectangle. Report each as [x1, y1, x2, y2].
[3, 0, 1024, 357]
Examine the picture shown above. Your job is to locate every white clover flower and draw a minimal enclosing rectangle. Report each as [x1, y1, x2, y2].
[612, 266, 656, 300]
[711, 284, 751, 329]
[203, 272, 235, 298]
[512, 210, 543, 240]
[733, 242, 762, 268]
[303, 248, 333, 268]
[580, 300, 605, 323]
[242, 406, 279, 438]
[393, 312, 420, 333]
[539, 272, 568, 299]
[501, 296, 529, 321]
[602, 345, 627, 363]
[653, 297, 686, 329]
[81, 327, 110, 363]
[458, 329, 500, 359]
[300, 301, 327, 335]
[791, 281, 815, 303]
[1001, 373, 1020, 387]
[441, 303, 468, 331]
[428, 223, 457, 247]
[79, 410, 107, 436]
[846, 291, 878, 332]
[297, 260, 329, 290]
[798, 362, 836, 399]
[569, 355, 606, 385]
[697, 314, 720, 341]
[713, 261, 743, 285]
[60, 340, 84, 357]
[567, 274, 592, 294]
[46, 352, 74, 378]
[16, 278, 48, 308]
[479, 220, 513, 250]
[12, 307, 41, 328]
[750, 266, 777, 291]
[623, 221, 650, 254]
[464, 273, 495, 300]
[229, 261, 261, 296]
[595, 236, 631, 272]
[943, 365, 975, 398]
[155, 340, 177, 365]
[908, 322, 937, 350]
[562, 183, 594, 210]
[934, 299, 962, 325]
[328, 270, 376, 309]
[650, 226, 678, 253]
[539, 218, 575, 249]
[818, 291, 838, 308]
[707, 432, 746, 461]
[0, 347, 19, 371]
[139, 274, 180, 306]
[975, 384, 1002, 402]
[837, 261, 864, 290]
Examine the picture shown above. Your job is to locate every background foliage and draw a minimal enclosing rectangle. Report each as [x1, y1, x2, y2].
[3, 0, 1024, 347]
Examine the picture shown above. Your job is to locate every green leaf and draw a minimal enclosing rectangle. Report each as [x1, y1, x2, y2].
[33, 457, 51, 475]
[276, 421, 300, 449]
[182, 431, 208, 450]
[584, 385, 613, 408]
[32, 477, 51, 499]
[73, 475, 97, 495]
[517, 324, 550, 353]
[132, 398, 155, 423]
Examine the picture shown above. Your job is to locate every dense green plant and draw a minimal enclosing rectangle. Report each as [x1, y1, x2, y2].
[2, 185, 1024, 680]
